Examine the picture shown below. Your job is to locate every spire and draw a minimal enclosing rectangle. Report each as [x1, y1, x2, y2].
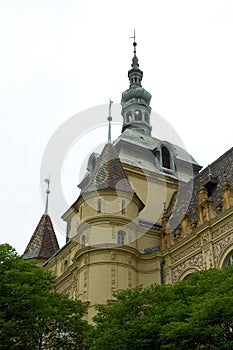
[130, 29, 136, 53]
[121, 31, 152, 135]
[23, 176, 59, 264]
[108, 99, 113, 143]
[23, 214, 59, 263]
[44, 176, 50, 214]
[128, 29, 143, 88]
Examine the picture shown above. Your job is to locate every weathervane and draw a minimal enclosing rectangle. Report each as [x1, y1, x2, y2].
[108, 99, 113, 143]
[44, 176, 51, 214]
[130, 29, 137, 55]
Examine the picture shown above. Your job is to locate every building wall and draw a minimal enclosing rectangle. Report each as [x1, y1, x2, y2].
[164, 207, 233, 284]
[44, 145, 233, 322]
[45, 193, 233, 322]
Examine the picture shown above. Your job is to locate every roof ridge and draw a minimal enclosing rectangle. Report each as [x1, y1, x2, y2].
[202, 146, 233, 170]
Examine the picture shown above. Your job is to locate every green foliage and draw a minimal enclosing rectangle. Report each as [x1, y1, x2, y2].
[90, 266, 233, 350]
[0, 244, 90, 350]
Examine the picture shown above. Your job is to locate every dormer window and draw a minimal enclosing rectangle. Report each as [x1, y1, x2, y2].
[154, 143, 175, 173]
[203, 167, 217, 198]
[162, 146, 171, 169]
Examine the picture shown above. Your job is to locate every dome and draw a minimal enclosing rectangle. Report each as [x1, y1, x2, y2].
[121, 86, 152, 105]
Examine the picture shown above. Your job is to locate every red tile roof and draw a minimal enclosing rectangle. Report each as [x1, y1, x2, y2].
[23, 214, 59, 260]
[81, 143, 135, 194]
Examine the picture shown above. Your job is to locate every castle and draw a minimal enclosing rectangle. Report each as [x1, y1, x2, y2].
[24, 39, 233, 321]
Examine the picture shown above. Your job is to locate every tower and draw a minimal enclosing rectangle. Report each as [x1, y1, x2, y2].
[42, 37, 201, 321]
[121, 32, 152, 135]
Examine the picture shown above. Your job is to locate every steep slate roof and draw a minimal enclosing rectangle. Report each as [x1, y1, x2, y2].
[168, 147, 233, 230]
[114, 128, 200, 166]
[23, 214, 59, 260]
[81, 143, 135, 194]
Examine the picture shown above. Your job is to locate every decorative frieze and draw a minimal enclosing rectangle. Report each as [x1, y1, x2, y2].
[111, 264, 117, 294]
[83, 268, 88, 288]
[201, 232, 209, 245]
[110, 252, 116, 261]
[171, 241, 201, 264]
[164, 269, 171, 284]
[213, 232, 233, 266]
[171, 252, 203, 283]
[57, 279, 72, 293]
[212, 220, 233, 239]
[71, 273, 78, 299]
[203, 248, 213, 269]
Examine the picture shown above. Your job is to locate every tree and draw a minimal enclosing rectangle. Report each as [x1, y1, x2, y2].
[90, 266, 233, 350]
[0, 244, 90, 350]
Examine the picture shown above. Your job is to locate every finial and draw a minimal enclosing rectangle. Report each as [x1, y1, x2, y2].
[44, 176, 51, 214]
[108, 99, 113, 143]
[130, 29, 137, 56]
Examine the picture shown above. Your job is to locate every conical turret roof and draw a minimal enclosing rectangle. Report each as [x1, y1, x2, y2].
[81, 143, 134, 194]
[23, 214, 59, 260]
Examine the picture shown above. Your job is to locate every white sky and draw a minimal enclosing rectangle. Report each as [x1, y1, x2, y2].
[0, 0, 232, 254]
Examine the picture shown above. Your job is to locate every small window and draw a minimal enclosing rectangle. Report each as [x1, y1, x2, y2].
[121, 200, 126, 215]
[162, 146, 171, 169]
[135, 110, 142, 121]
[117, 230, 125, 245]
[126, 112, 132, 123]
[97, 199, 102, 213]
[64, 260, 68, 272]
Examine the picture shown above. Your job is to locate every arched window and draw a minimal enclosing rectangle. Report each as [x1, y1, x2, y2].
[126, 112, 132, 123]
[135, 110, 142, 121]
[117, 230, 125, 245]
[162, 146, 171, 169]
[224, 253, 233, 267]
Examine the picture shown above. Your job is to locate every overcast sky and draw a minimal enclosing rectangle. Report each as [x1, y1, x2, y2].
[1, 0, 233, 254]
